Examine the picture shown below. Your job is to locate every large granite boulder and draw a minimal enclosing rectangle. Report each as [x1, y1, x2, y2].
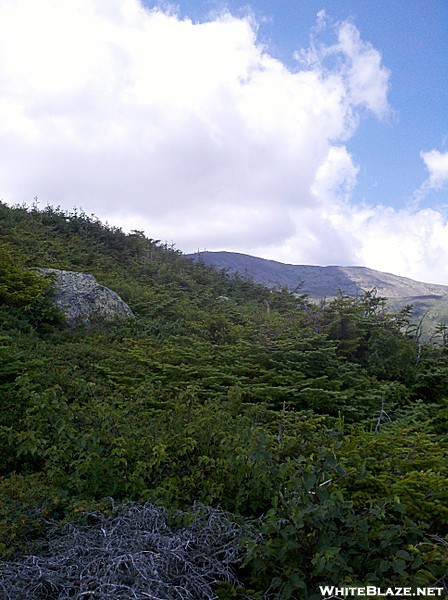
[40, 269, 134, 326]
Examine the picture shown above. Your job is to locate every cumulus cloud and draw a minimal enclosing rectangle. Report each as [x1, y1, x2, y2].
[328, 204, 448, 285]
[0, 1, 447, 283]
[298, 18, 391, 122]
[420, 149, 448, 190]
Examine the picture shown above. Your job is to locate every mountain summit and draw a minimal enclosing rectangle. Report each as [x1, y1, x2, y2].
[187, 251, 448, 325]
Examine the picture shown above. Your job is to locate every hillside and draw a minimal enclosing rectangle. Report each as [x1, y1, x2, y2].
[0, 203, 447, 598]
[188, 250, 448, 326]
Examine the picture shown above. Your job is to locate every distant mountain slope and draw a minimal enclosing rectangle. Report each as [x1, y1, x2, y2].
[187, 251, 448, 323]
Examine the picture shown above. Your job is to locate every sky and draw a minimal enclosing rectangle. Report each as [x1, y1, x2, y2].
[0, 0, 447, 284]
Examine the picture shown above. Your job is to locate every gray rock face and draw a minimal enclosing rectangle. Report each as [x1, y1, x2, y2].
[40, 269, 134, 326]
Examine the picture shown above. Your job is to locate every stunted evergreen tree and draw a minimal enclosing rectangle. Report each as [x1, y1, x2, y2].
[0, 202, 446, 598]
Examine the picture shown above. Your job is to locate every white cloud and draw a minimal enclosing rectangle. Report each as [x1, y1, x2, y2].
[351, 205, 448, 285]
[420, 149, 448, 190]
[1, 1, 447, 284]
[334, 22, 391, 119]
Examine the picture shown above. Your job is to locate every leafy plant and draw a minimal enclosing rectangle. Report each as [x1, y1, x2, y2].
[0, 202, 447, 597]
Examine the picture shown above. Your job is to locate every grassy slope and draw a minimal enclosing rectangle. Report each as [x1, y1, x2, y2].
[0, 203, 447, 598]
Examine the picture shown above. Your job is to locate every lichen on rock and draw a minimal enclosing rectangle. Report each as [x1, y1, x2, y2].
[39, 268, 134, 327]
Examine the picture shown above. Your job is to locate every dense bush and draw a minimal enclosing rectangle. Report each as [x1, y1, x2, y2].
[0, 202, 447, 597]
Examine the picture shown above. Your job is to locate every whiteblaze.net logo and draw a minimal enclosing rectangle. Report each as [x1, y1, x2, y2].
[319, 586, 445, 598]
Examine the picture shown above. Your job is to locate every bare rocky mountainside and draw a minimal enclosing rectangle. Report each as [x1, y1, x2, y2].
[187, 251, 448, 328]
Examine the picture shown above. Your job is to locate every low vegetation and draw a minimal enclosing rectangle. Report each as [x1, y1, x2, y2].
[0, 202, 447, 598]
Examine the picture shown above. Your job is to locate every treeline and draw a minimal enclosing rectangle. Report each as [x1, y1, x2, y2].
[0, 202, 447, 598]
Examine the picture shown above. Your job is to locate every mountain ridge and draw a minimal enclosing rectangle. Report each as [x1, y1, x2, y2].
[187, 251, 448, 325]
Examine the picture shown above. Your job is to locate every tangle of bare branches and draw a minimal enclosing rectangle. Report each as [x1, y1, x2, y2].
[0, 502, 248, 599]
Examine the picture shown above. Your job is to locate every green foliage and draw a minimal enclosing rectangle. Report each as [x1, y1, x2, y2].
[0, 241, 61, 330]
[244, 483, 440, 598]
[342, 411, 448, 529]
[0, 473, 71, 559]
[0, 202, 447, 596]
[0, 243, 45, 307]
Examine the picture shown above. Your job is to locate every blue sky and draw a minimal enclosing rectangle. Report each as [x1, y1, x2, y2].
[167, 0, 448, 209]
[0, 0, 447, 282]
